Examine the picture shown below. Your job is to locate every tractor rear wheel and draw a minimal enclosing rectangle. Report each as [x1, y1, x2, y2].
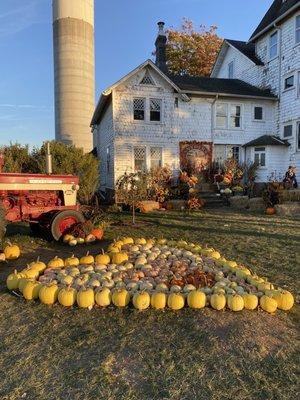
[50, 210, 84, 241]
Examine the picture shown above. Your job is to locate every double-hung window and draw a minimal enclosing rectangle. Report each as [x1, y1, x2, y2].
[216, 104, 228, 129]
[133, 98, 145, 121]
[254, 106, 263, 121]
[150, 99, 162, 122]
[230, 105, 241, 128]
[134, 147, 147, 171]
[283, 125, 293, 138]
[284, 75, 294, 90]
[296, 15, 300, 44]
[269, 31, 278, 59]
[254, 147, 266, 167]
[150, 147, 162, 169]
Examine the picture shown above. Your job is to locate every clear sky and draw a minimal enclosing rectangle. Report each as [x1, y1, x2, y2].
[0, 0, 273, 148]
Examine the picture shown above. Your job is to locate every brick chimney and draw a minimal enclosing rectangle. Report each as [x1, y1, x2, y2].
[155, 21, 167, 72]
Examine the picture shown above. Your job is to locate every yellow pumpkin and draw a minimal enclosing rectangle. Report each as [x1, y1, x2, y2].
[6, 270, 24, 290]
[39, 284, 59, 305]
[135, 238, 147, 245]
[210, 293, 226, 310]
[112, 289, 130, 307]
[79, 252, 95, 265]
[29, 258, 47, 273]
[47, 256, 64, 269]
[95, 252, 110, 265]
[62, 275, 74, 285]
[23, 281, 42, 300]
[167, 293, 185, 310]
[121, 237, 134, 245]
[18, 277, 30, 293]
[226, 261, 238, 270]
[272, 290, 294, 311]
[133, 292, 150, 311]
[63, 234, 74, 243]
[257, 282, 273, 292]
[107, 243, 121, 252]
[111, 252, 128, 265]
[260, 295, 277, 313]
[227, 294, 244, 311]
[210, 251, 221, 260]
[4, 243, 20, 260]
[242, 293, 258, 310]
[64, 255, 80, 267]
[151, 292, 167, 309]
[157, 238, 167, 245]
[76, 288, 94, 308]
[58, 287, 77, 307]
[21, 267, 40, 280]
[95, 287, 111, 307]
[187, 290, 206, 309]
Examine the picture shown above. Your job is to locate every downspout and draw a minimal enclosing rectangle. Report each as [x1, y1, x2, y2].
[274, 22, 282, 136]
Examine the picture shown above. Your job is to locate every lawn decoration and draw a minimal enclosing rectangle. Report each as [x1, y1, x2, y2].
[6, 238, 295, 313]
[62, 221, 104, 246]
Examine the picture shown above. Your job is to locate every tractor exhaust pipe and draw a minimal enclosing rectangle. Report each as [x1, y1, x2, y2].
[45, 142, 53, 175]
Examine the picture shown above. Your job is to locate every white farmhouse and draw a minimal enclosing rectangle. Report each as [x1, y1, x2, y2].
[92, 0, 300, 197]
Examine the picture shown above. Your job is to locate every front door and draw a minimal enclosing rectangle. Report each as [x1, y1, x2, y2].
[179, 141, 213, 174]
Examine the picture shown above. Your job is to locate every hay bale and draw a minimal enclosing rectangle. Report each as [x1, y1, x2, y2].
[280, 189, 300, 203]
[138, 201, 160, 213]
[230, 196, 249, 209]
[275, 202, 300, 216]
[249, 197, 265, 211]
[166, 200, 186, 210]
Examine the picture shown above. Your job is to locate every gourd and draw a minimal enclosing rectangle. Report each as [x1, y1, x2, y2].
[79, 252, 94, 265]
[58, 287, 77, 307]
[167, 293, 185, 310]
[4, 242, 20, 260]
[111, 252, 128, 265]
[63, 234, 74, 243]
[272, 290, 294, 311]
[29, 257, 46, 272]
[257, 282, 273, 292]
[21, 267, 40, 280]
[112, 289, 130, 307]
[132, 292, 150, 311]
[77, 288, 95, 308]
[95, 252, 110, 265]
[39, 284, 59, 305]
[18, 277, 30, 293]
[210, 293, 226, 310]
[210, 251, 221, 260]
[47, 256, 64, 269]
[64, 255, 80, 267]
[63, 275, 74, 285]
[121, 237, 134, 245]
[266, 207, 276, 215]
[91, 227, 104, 240]
[227, 294, 244, 311]
[23, 281, 42, 300]
[242, 293, 258, 310]
[6, 270, 24, 290]
[135, 238, 147, 245]
[85, 234, 96, 243]
[260, 295, 277, 313]
[187, 290, 206, 309]
[151, 292, 167, 309]
[95, 287, 111, 307]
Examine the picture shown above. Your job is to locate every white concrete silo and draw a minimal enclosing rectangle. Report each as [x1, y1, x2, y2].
[52, 0, 95, 152]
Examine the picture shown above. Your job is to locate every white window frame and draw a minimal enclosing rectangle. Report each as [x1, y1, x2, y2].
[132, 146, 164, 171]
[269, 31, 278, 60]
[295, 14, 300, 45]
[132, 97, 163, 124]
[283, 124, 293, 139]
[133, 146, 147, 172]
[149, 98, 162, 123]
[297, 121, 300, 151]
[150, 147, 163, 169]
[106, 146, 111, 174]
[215, 102, 243, 130]
[297, 71, 300, 97]
[228, 61, 234, 79]
[253, 105, 264, 122]
[133, 98, 146, 121]
[254, 147, 267, 168]
[283, 74, 295, 91]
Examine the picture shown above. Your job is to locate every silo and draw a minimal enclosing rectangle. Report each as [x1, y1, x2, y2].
[52, 0, 95, 153]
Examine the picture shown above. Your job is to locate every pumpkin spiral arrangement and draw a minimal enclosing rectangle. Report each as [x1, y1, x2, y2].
[6, 239, 294, 313]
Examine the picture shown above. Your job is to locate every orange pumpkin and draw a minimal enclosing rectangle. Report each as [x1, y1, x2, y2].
[266, 207, 276, 215]
[91, 228, 104, 240]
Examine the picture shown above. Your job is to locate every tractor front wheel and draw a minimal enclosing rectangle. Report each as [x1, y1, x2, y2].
[50, 210, 85, 241]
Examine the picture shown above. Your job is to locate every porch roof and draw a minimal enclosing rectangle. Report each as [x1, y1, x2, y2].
[243, 135, 290, 147]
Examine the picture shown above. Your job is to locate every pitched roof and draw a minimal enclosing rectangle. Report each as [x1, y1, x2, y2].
[249, 0, 300, 41]
[243, 135, 290, 147]
[226, 39, 264, 65]
[167, 74, 277, 99]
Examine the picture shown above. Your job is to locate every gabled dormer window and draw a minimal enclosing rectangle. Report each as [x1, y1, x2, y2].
[140, 71, 155, 85]
[269, 31, 278, 59]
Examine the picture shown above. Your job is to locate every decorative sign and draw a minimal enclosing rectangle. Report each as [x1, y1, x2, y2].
[179, 141, 213, 174]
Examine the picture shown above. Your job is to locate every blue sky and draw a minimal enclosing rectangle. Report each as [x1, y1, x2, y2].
[0, 0, 273, 148]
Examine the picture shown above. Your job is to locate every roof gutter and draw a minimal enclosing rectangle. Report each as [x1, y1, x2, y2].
[181, 90, 278, 101]
[249, 3, 300, 42]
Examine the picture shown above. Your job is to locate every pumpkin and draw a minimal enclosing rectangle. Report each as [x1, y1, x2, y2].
[18, 277, 30, 293]
[112, 289, 130, 307]
[95, 252, 110, 265]
[23, 281, 42, 300]
[47, 256, 64, 269]
[77, 288, 94, 308]
[63, 234, 74, 243]
[21, 267, 40, 280]
[39, 284, 59, 305]
[260, 295, 277, 313]
[227, 294, 244, 311]
[167, 293, 185, 310]
[151, 292, 167, 309]
[257, 282, 273, 292]
[266, 207, 276, 215]
[77, 237, 85, 244]
[155, 283, 169, 292]
[121, 237, 134, 245]
[210, 251, 221, 260]
[272, 290, 294, 311]
[4, 242, 20, 260]
[6, 270, 24, 290]
[85, 234, 96, 243]
[95, 287, 111, 307]
[90, 227, 104, 240]
[111, 252, 128, 265]
[242, 294, 258, 310]
[79, 252, 95, 265]
[64, 255, 80, 267]
[135, 238, 147, 245]
[29, 258, 46, 273]
[133, 292, 150, 311]
[210, 293, 226, 310]
[68, 239, 77, 247]
[63, 275, 74, 285]
[187, 290, 206, 309]
[0, 252, 5, 262]
[58, 287, 77, 307]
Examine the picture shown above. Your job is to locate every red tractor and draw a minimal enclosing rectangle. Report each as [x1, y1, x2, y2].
[0, 148, 84, 240]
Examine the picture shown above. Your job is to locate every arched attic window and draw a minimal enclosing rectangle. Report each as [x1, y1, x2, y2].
[139, 70, 155, 85]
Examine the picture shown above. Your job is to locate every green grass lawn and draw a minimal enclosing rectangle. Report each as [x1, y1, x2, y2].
[0, 209, 299, 400]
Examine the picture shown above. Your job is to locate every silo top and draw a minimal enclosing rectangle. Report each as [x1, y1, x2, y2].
[52, 0, 94, 26]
